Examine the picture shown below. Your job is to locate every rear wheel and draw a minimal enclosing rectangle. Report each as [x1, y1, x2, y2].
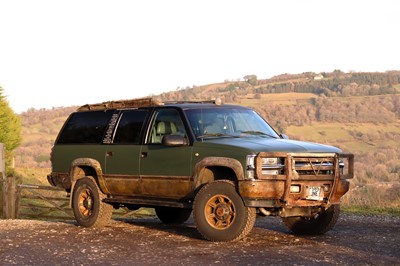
[72, 176, 113, 228]
[193, 180, 256, 242]
[281, 204, 340, 235]
[155, 207, 192, 224]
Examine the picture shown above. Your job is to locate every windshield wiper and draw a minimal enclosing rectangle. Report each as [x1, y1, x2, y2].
[197, 133, 238, 139]
[240, 131, 278, 139]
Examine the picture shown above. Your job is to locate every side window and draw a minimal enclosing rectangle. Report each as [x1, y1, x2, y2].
[56, 110, 114, 144]
[147, 108, 186, 144]
[113, 110, 148, 144]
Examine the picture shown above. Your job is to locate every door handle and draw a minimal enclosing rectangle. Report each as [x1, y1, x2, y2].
[141, 152, 148, 158]
[106, 151, 113, 157]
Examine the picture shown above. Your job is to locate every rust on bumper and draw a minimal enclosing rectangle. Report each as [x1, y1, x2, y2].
[239, 152, 354, 208]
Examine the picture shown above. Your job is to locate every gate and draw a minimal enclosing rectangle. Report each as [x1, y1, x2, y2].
[17, 183, 74, 220]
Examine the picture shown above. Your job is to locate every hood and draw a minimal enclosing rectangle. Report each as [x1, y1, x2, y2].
[203, 136, 342, 153]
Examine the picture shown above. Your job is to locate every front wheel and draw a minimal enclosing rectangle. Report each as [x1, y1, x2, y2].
[72, 176, 113, 228]
[281, 204, 341, 235]
[193, 180, 256, 242]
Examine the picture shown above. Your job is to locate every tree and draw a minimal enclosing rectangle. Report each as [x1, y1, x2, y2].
[243, 75, 257, 86]
[0, 87, 22, 174]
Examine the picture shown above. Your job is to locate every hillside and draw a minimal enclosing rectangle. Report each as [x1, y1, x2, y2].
[14, 70, 400, 208]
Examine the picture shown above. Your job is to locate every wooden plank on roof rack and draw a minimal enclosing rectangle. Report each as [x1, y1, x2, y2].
[77, 97, 163, 111]
[163, 100, 216, 104]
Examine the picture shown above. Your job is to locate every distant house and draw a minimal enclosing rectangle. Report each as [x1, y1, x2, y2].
[314, 74, 324, 80]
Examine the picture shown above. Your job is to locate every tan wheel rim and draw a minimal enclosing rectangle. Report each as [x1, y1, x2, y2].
[78, 188, 93, 217]
[204, 194, 236, 230]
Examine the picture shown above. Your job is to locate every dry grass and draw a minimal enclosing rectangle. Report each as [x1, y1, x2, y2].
[341, 182, 400, 215]
[15, 167, 51, 185]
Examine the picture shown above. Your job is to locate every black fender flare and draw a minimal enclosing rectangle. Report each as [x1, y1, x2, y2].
[69, 158, 110, 204]
[192, 156, 244, 190]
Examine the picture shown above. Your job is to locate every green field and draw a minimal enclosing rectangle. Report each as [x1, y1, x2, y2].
[237, 92, 317, 107]
[286, 121, 400, 153]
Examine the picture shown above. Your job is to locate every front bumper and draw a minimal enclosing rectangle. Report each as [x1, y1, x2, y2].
[239, 152, 354, 208]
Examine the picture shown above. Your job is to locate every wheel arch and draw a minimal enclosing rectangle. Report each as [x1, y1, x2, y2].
[69, 158, 109, 206]
[193, 157, 244, 191]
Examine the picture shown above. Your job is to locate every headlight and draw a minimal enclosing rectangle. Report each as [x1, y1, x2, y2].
[261, 157, 283, 175]
[247, 155, 284, 178]
[262, 157, 278, 165]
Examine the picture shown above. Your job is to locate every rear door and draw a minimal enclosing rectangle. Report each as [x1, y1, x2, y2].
[104, 109, 149, 195]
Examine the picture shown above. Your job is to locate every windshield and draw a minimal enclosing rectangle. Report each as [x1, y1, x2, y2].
[185, 107, 280, 139]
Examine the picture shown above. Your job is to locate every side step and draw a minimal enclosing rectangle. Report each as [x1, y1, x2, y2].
[103, 197, 192, 209]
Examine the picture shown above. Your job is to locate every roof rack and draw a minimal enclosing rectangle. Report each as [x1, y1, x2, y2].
[76, 97, 222, 111]
[163, 100, 216, 105]
[77, 97, 163, 111]
[163, 98, 222, 105]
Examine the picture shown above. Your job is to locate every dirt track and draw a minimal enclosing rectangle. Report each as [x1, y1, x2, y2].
[0, 213, 399, 266]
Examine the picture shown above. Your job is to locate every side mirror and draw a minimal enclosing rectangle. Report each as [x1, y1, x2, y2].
[162, 135, 189, 146]
[280, 133, 289, 139]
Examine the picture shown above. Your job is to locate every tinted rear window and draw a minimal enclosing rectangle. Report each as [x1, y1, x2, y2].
[57, 110, 114, 144]
[113, 110, 148, 144]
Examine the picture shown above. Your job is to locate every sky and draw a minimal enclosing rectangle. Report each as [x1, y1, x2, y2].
[1, 0, 399, 114]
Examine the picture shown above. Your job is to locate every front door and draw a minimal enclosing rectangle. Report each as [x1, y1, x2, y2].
[139, 108, 193, 199]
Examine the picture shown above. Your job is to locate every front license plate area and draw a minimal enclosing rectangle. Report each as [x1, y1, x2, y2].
[306, 186, 323, 201]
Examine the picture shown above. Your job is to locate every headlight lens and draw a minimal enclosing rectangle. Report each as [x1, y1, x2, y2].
[261, 157, 283, 175]
[262, 157, 278, 165]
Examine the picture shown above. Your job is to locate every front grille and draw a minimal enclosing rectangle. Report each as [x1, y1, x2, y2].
[293, 157, 336, 177]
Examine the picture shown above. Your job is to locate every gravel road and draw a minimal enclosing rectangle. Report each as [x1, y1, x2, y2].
[0, 213, 399, 266]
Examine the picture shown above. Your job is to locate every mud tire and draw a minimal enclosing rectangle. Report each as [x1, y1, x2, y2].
[193, 180, 256, 242]
[72, 176, 113, 228]
[281, 204, 341, 235]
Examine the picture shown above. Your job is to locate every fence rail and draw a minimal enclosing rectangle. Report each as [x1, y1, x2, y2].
[17, 183, 74, 220]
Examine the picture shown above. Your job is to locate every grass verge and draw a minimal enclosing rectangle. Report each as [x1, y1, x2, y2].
[342, 205, 400, 216]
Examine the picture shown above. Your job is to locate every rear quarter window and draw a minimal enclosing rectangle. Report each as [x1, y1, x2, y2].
[56, 110, 115, 144]
[113, 109, 149, 144]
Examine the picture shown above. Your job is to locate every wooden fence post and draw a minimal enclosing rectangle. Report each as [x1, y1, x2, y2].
[1, 143, 5, 218]
[0, 143, 17, 219]
[6, 176, 16, 219]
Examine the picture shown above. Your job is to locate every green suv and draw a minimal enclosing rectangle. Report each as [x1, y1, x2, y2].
[48, 98, 354, 242]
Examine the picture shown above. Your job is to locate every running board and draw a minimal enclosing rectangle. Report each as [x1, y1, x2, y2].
[103, 197, 192, 209]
